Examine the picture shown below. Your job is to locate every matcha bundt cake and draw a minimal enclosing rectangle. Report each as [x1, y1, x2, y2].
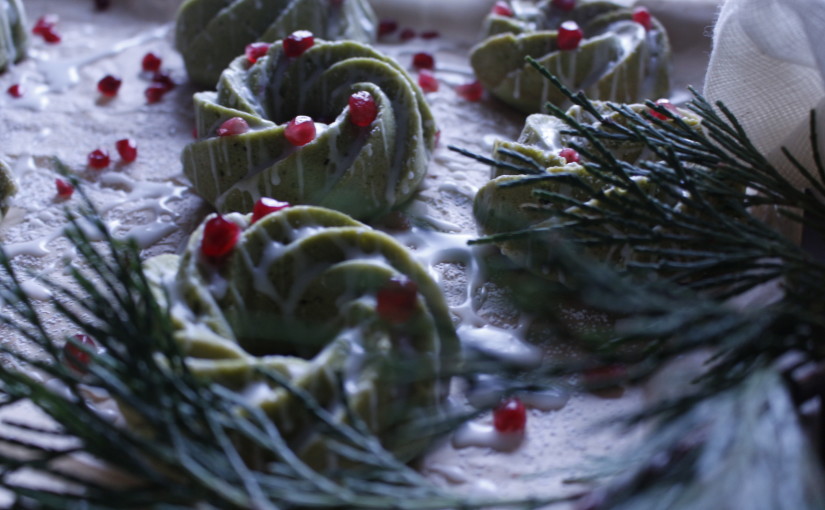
[0, 159, 17, 219]
[470, 0, 670, 114]
[474, 102, 699, 273]
[0, 0, 27, 73]
[145, 203, 458, 465]
[175, 0, 377, 88]
[183, 37, 437, 222]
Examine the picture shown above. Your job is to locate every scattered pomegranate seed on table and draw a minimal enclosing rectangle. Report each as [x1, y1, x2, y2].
[151, 70, 176, 91]
[55, 178, 74, 199]
[201, 215, 242, 260]
[557, 21, 583, 51]
[251, 197, 290, 223]
[6, 84, 22, 98]
[141, 52, 162, 72]
[97, 75, 122, 97]
[420, 30, 440, 40]
[632, 7, 653, 31]
[559, 148, 580, 163]
[400, 28, 416, 41]
[376, 276, 419, 324]
[63, 334, 98, 374]
[217, 117, 250, 137]
[144, 85, 165, 104]
[33, 15, 61, 43]
[412, 52, 435, 70]
[551, 0, 576, 10]
[456, 80, 484, 102]
[283, 30, 315, 58]
[493, 397, 527, 434]
[418, 69, 439, 93]
[245, 42, 271, 64]
[492, 1, 514, 16]
[348, 91, 378, 127]
[87, 149, 110, 169]
[116, 138, 138, 162]
[378, 19, 398, 37]
[285, 116, 316, 146]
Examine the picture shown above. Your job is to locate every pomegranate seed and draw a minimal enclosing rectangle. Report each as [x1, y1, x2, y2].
[551, 0, 576, 10]
[201, 215, 242, 260]
[557, 21, 583, 51]
[559, 148, 580, 163]
[632, 7, 653, 31]
[42, 26, 61, 44]
[115, 138, 138, 162]
[421, 30, 440, 39]
[376, 276, 419, 323]
[493, 398, 527, 433]
[582, 364, 627, 387]
[245, 42, 271, 64]
[378, 19, 398, 37]
[283, 30, 314, 58]
[55, 178, 74, 199]
[87, 149, 110, 169]
[142, 52, 162, 72]
[650, 99, 678, 120]
[151, 71, 176, 91]
[349, 91, 378, 127]
[6, 84, 22, 98]
[217, 117, 250, 137]
[144, 84, 166, 103]
[456, 80, 484, 102]
[400, 28, 416, 41]
[97, 75, 122, 97]
[418, 69, 439, 93]
[251, 197, 290, 223]
[32, 15, 58, 36]
[492, 1, 514, 16]
[63, 334, 98, 374]
[285, 116, 316, 146]
[412, 52, 435, 70]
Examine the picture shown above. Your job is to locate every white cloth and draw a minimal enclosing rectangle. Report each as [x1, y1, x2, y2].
[705, 0, 825, 192]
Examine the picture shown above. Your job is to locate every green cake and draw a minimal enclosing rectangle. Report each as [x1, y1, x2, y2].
[470, 0, 670, 114]
[182, 38, 436, 222]
[144, 204, 458, 465]
[175, 0, 377, 88]
[0, 0, 27, 73]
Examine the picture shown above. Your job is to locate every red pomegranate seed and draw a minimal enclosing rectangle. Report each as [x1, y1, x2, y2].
[492, 1, 514, 16]
[418, 69, 439, 93]
[116, 138, 138, 162]
[349, 91, 378, 127]
[201, 215, 242, 260]
[245, 42, 271, 64]
[582, 364, 627, 387]
[551, 0, 576, 10]
[63, 334, 98, 374]
[650, 99, 678, 120]
[283, 30, 314, 58]
[42, 27, 61, 44]
[412, 52, 435, 70]
[144, 84, 166, 103]
[421, 30, 440, 39]
[87, 149, 110, 169]
[142, 52, 162, 72]
[6, 84, 22, 98]
[559, 148, 580, 163]
[400, 28, 416, 41]
[378, 19, 398, 37]
[217, 117, 250, 137]
[32, 14, 57, 36]
[55, 178, 74, 198]
[456, 80, 484, 102]
[151, 71, 176, 91]
[97, 75, 122, 97]
[251, 197, 290, 223]
[493, 398, 527, 433]
[557, 21, 583, 51]
[376, 276, 419, 323]
[285, 116, 316, 146]
[632, 7, 653, 31]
